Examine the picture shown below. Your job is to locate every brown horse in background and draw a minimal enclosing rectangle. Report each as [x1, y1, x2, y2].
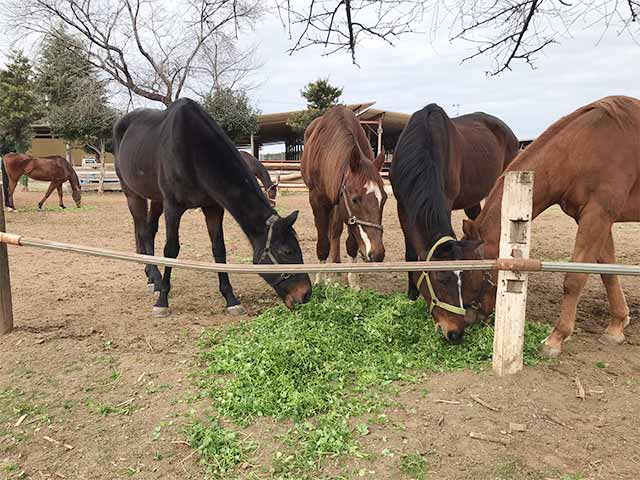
[301, 105, 386, 289]
[462, 95, 640, 356]
[390, 104, 518, 343]
[2, 153, 82, 211]
[239, 151, 279, 206]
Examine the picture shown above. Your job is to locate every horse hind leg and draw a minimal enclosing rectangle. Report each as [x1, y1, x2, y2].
[37, 182, 59, 210]
[541, 205, 613, 357]
[597, 232, 630, 345]
[464, 204, 482, 220]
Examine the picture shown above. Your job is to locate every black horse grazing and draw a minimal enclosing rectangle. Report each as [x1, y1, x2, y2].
[239, 151, 279, 206]
[390, 104, 518, 343]
[113, 98, 312, 317]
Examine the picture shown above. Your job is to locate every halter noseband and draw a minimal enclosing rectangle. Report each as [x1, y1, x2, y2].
[415, 236, 466, 317]
[339, 184, 384, 231]
[258, 214, 291, 285]
[469, 271, 496, 315]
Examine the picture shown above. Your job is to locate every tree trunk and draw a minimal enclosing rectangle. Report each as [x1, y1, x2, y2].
[65, 143, 73, 166]
[98, 140, 106, 195]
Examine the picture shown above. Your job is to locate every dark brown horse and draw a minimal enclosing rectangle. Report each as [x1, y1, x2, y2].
[390, 104, 518, 343]
[2, 153, 82, 211]
[301, 105, 386, 289]
[462, 95, 640, 356]
[113, 98, 311, 317]
[239, 151, 279, 206]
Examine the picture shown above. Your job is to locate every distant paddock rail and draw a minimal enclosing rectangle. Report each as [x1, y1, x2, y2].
[2, 232, 640, 277]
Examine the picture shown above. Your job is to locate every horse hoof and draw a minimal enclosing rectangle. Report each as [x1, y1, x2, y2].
[540, 341, 562, 358]
[6, 207, 15, 213]
[226, 304, 247, 316]
[147, 283, 155, 293]
[599, 333, 625, 346]
[152, 306, 170, 318]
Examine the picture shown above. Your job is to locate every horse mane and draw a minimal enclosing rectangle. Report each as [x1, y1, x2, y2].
[510, 95, 639, 170]
[391, 104, 453, 236]
[306, 105, 377, 199]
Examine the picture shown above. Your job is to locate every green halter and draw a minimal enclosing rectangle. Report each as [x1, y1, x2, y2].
[416, 236, 467, 316]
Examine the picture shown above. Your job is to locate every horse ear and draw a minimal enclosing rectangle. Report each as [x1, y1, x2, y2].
[462, 219, 481, 240]
[349, 148, 361, 172]
[281, 210, 299, 229]
[374, 148, 385, 171]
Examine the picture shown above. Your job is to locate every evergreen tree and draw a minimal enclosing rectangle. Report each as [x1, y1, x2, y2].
[0, 50, 42, 153]
[201, 88, 259, 143]
[287, 78, 343, 133]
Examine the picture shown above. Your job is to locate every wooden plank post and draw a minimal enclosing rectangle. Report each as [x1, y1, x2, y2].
[492, 171, 534, 376]
[377, 115, 384, 155]
[0, 173, 14, 335]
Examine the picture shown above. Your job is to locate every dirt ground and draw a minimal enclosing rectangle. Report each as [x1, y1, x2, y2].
[1, 190, 639, 480]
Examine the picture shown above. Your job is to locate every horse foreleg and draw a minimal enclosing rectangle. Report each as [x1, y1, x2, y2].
[202, 205, 245, 315]
[397, 200, 419, 300]
[56, 183, 65, 208]
[125, 194, 152, 289]
[310, 196, 331, 285]
[346, 230, 360, 290]
[327, 206, 344, 284]
[153, 204, 185, 317]
[542, 205, 613, 357]
[144, 200, 163, 293]
[597, 232, 630, 345]
[6, 177, 19, 211]
[38, 182, 59, 209]
[464, 204, 482, 220]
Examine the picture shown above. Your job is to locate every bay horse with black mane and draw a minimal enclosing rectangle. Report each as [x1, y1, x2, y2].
[2, 153, 82, 211]
[301, 105, 387, 289]
[239, 151, 279, 206]
[462, 95, 640, 357]
[113, 98, 311, 317]
[390, 104, 518, 343]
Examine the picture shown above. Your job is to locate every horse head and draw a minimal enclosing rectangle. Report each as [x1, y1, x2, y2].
[255, 210, 312, 309]
[340, 148, 387, 262]
[460, 218, 497, 324]
[412, 234, 484, 344]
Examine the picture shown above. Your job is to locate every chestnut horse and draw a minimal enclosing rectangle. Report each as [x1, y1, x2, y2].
[2, 153, 82, 211]
[390, 104, 518, 343]
[114, 98, 311, 316]
[462, 95, 640, 356]
[301, 105, 386, 289]
[239, 151, 279, 206]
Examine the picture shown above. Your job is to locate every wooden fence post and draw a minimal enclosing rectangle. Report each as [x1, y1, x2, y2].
[0, 174, 14, 335]
[492, 171, 534, 376]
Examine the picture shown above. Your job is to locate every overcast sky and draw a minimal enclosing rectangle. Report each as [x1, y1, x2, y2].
[0, 3, 637, 141]
[245, 12, 639, 140]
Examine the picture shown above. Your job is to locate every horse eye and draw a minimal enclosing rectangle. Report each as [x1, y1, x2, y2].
[351, 196, 360, 204]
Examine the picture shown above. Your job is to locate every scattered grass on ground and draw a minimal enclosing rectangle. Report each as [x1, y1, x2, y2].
[193, 285, 550, 478]
[399, 452, 429, 479]
[15, 205, 96, 213]
[187, 418, 256, 479]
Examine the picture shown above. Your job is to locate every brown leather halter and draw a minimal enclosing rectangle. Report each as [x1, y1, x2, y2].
[339, 184, 384, 231]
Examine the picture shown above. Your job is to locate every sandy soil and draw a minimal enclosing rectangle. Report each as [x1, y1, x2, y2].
[0, 190, 639, 479]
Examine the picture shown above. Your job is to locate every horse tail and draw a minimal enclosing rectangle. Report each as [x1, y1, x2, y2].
[1, 156, 9, 208]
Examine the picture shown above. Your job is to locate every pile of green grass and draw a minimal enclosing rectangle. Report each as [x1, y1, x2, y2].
[197, 285, 549, 425]
[193, 285, 550, 477]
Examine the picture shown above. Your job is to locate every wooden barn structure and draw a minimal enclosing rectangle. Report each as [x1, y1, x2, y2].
[236, 102, 411, 162]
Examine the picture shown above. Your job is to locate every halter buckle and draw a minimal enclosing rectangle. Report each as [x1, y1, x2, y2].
[347, 216, 357, 225]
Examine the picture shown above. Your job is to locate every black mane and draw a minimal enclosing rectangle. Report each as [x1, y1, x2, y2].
[390, 103, 454, 239]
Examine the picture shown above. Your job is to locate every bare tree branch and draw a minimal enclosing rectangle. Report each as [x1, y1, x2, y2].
[4, 0, 262, 105]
